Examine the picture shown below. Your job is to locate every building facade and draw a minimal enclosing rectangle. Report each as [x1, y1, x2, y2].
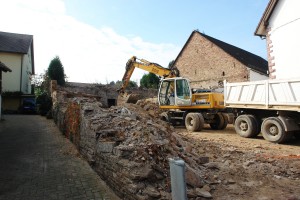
[0, 31, 35, 112]
[172, 31, 268, 91]
[255, 0, 300, 80]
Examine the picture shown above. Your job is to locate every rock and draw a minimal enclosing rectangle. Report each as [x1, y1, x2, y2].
[203, 162, 220, 170]
[187, 189, 197, 198]
[143, 186, 161, 198]
[274, 175, 281, 179]
[121, 107, 132, 115]
[130, 166, 154, 180]
[202, 185, 211, 192]
[228, 179, 236, 184]
[243, 160, 255, 167]
[195, 188, 212, 198]
[198, 156, 210, 164]
[96, 141, 116, 153]
[186, 165, 204, 187]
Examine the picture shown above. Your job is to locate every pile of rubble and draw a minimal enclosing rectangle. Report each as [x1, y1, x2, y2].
[52, 84, 300, 199]
[52, 92, 215, 199]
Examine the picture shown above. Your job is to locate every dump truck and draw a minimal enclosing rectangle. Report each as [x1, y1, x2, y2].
[118, 56, 229, 131]
[224, 78, 300, 143]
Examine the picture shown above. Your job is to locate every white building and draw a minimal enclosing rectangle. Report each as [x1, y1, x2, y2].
[0, 31, 35, 112]
[255, 0, 300, 80]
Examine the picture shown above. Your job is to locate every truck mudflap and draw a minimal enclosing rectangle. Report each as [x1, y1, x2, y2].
[278, 115, 300, 132]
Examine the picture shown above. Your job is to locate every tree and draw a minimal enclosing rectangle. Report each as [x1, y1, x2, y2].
[168, 60, 175, 69]
[48, 56, 65, 86]
[140, 73, 160, 89]
[128, 80, 138, 88]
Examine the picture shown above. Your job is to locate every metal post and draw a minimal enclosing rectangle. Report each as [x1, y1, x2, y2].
[169, 158, 187, 200]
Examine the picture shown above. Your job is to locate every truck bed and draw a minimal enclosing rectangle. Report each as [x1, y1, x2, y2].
[224, 78, 300, 111]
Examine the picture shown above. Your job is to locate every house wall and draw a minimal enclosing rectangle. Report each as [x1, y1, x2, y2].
[0, 49, 33, 94]
[0, 52, 22, 92]
[267, 0, 300, 79]
[174, 33, 249, 90]
[249, 69, 268, 81]
[21, 46, 33, 94]
[2, 97, 20, 111]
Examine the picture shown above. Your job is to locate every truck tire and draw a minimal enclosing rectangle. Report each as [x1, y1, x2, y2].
[234, 115, 257, 138]
[261, 117, 289, 143]
[195, 113, 205, 131]
[210, 113, 227, 130]
[185, 112, 201, 132]
[247, 115, 261, 136]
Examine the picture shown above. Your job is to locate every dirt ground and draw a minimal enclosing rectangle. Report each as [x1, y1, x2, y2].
[176, 124, 300, 200]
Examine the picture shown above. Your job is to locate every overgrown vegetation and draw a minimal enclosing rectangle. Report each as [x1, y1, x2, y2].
[32, 56, 66, 116]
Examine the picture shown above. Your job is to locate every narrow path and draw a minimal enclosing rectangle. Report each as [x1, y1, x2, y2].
[0, 115, 120, 200]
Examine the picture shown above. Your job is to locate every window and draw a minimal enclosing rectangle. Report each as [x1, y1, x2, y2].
[176, 79, 190, 99]
[159, 80, 175, 105]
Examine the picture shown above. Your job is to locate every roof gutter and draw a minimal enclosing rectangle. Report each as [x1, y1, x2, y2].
[254, 0, 279, 37]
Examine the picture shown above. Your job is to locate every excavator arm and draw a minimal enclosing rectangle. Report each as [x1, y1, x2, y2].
[117, 56, 179, 105]
[118, 56, 179, 94]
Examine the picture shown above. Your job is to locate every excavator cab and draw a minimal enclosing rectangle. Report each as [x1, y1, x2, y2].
[158, 77, 192, 107]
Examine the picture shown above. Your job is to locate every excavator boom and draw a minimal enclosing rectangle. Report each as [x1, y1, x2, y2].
[118, 56, 178, 94]
[117, 56, 179, 105]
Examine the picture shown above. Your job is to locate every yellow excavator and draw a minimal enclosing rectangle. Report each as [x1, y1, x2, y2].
[118, 56, 228, 131]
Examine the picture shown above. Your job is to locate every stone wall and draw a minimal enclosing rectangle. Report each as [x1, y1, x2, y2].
[174, 33, 249, 90]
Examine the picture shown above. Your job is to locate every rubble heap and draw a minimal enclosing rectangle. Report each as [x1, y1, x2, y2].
[52, 85, 300, 199]
[53, 93, 214, 199]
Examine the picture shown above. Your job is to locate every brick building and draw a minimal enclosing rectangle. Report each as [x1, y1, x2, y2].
[173, 30, 268, 91]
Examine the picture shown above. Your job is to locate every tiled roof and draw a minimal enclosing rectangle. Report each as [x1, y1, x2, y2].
[174, 30, 268, 75]
[0, 61, 12, 72]
[0, 31, 33, 54]
[199, 32, 268, 74]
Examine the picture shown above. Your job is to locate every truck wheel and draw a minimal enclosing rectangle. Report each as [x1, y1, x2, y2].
[247, 115, 261, 136]
[185, 113, 201, 132]
[195, 113, 205, 131]
[261, 117, 288, 143]
[234, 115, 256, 138]
[210, 113, 227, 130]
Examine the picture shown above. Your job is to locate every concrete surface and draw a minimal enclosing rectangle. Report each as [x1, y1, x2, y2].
[0, 115, 120, 200]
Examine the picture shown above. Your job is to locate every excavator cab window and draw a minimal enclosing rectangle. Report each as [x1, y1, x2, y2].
[176, 79, 190, 99]
[159, 78, 192, 106]
[159, 80, 175, 105]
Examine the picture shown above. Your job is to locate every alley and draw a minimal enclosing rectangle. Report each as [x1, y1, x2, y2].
[0, 115, 119, 200]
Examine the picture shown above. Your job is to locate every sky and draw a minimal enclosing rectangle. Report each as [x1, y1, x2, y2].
[0, 0, 269, 84]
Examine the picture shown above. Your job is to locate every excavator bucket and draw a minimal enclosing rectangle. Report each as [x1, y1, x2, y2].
[117, 92, 141, 106]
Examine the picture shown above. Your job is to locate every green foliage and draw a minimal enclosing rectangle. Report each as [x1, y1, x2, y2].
[128, 80, 138, 88]
[36, 92, 52, 116]
[32, 71, 50, 96]
[48, 56, 65, 86]
[168, 60, 175, 69]
[140, 73, 160, 89]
